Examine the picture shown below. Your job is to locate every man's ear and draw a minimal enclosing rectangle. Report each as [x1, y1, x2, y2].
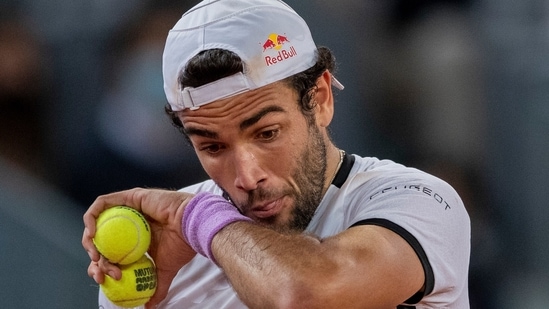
[314, 70, 335, 128]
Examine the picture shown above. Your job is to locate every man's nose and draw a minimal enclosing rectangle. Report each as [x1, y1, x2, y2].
[232, 148, 267, 192]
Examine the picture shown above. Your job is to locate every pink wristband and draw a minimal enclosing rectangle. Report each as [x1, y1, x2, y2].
[182, 192, 253, 264]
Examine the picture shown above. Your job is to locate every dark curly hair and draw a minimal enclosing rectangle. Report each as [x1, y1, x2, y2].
[165, 46, 337, 138]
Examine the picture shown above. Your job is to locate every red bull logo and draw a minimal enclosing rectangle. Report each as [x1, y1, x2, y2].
[261, 33, 297, 66]
[262, 33, 290, 51]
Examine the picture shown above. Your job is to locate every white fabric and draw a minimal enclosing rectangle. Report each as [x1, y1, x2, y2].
[98, 155, 470, 308]
[179, 72, 251, 110]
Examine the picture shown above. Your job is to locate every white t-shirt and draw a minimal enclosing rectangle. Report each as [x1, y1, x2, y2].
[98, 154, 470, 309]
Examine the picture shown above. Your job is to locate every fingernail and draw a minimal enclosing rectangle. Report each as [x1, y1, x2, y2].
[108, 270, 119, 280]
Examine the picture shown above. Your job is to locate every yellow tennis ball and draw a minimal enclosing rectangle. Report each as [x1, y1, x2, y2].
[93, 206, 151, 265]
[101, 255, 157, 308]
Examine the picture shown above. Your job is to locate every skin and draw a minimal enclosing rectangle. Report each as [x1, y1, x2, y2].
[82, 70, 425, 308]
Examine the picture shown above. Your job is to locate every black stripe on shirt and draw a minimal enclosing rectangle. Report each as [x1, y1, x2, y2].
[332, 153, 355, 188]
[349, 218, 435, 305]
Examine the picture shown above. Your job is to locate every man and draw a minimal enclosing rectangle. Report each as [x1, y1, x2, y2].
[82, 0, 471, 308]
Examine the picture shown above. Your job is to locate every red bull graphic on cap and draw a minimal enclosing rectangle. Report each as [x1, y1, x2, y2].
[261, 33, 297, 67]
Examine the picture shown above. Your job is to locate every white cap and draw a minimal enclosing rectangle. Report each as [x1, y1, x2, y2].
[163, 0, 343, 111]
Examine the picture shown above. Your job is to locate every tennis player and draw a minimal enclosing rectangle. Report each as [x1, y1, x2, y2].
[82, 0, 470, 308]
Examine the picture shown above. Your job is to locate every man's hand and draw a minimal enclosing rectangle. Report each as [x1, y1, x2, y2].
[82, 188, 197, 308]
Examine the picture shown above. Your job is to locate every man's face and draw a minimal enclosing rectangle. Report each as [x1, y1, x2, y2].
[179, 82, 327, 232]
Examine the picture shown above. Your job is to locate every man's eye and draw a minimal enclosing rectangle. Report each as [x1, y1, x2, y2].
[258, 129, 279, 141]
[202, 144, 223, 154]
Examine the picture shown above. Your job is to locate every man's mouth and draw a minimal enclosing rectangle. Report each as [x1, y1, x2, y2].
[250, 198, 284, 219]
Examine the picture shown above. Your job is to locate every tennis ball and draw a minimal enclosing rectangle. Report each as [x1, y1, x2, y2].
[94, 206, 151, 265]
[101, 255, 157, 308]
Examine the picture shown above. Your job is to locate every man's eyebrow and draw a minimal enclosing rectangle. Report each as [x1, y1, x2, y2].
[183, 127, 218, 139]
[240, 105, 286, 131]
[183, 105, 286, 138]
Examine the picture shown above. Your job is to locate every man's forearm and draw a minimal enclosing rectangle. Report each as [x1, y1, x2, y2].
[211, 221, 329, 309]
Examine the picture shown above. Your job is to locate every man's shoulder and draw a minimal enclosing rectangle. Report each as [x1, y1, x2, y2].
[350, 156, 442, 186]
[344, 155, 461, 205]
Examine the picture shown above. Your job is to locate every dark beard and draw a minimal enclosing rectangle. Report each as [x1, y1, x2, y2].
[286, 124, 327, 231]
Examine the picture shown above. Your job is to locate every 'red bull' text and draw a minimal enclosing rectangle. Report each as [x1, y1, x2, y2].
[265, 46, 297, 66]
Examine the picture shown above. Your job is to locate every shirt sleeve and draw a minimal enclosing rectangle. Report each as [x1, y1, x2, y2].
[346, 170, 470, 306]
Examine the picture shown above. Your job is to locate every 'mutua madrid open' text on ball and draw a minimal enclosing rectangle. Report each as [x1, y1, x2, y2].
[101, 255, 157, 307]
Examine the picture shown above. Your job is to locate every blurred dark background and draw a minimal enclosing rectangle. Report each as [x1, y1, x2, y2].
[1, 0, 547, 307]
